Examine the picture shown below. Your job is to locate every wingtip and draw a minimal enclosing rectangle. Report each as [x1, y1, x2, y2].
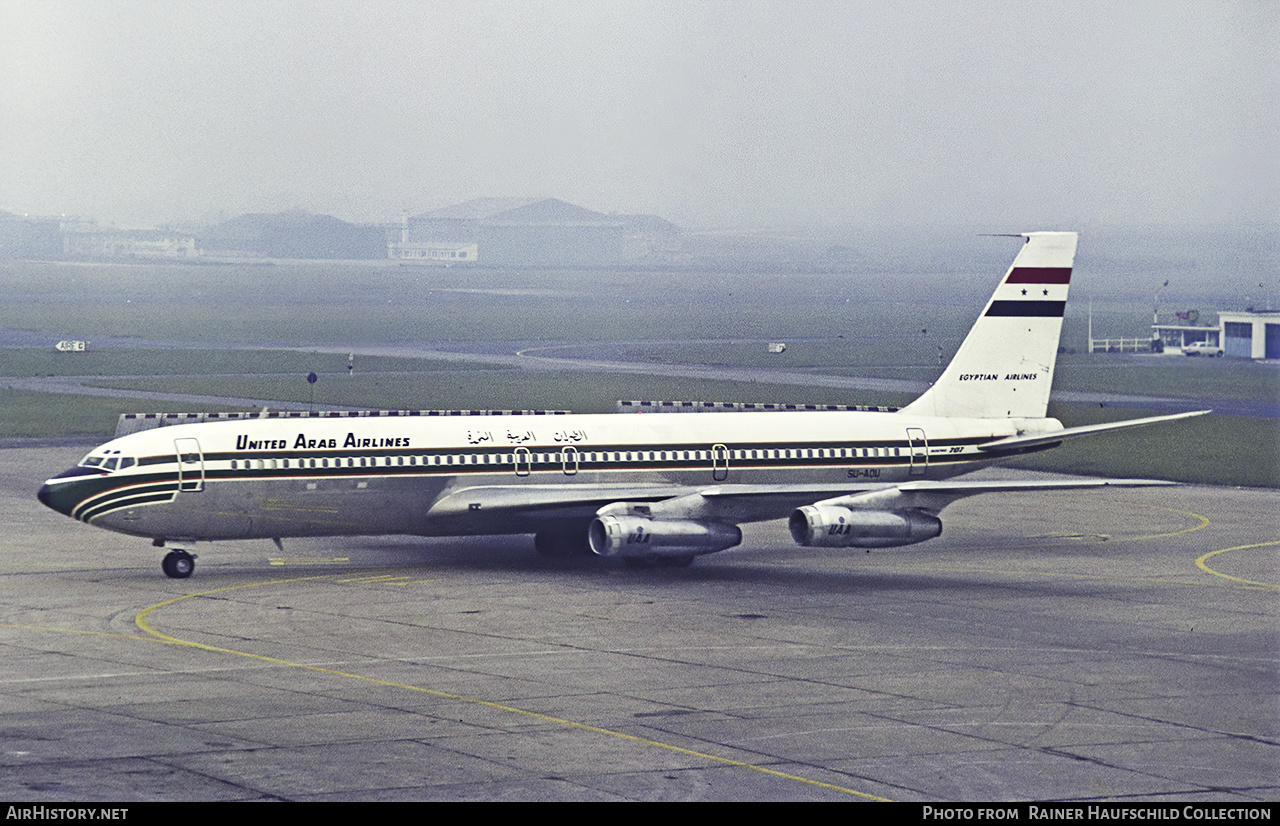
[1101, 478, 1183, 487]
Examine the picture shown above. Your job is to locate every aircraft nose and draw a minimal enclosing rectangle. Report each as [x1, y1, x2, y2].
[37, 481, 75, 517]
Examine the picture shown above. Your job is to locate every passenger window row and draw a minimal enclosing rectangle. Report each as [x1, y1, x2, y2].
[222, 446, 903, 471]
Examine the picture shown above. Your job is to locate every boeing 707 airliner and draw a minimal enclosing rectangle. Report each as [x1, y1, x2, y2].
[38, 232, 1207, 577]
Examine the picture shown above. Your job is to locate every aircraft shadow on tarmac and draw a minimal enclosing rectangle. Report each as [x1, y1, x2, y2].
[240, 530, 1142, 601]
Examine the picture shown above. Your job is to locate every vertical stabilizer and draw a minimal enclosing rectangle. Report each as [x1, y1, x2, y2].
[903, 232, 1077, 419]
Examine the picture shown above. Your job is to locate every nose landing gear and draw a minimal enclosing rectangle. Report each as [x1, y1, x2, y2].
[161, 549, 196, 579]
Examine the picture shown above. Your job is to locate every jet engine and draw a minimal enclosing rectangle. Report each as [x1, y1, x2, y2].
[789, 505, 942, 548]
[588, 515, 742, 558]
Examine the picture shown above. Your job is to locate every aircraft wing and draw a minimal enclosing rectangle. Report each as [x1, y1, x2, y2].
[977, 410, 1211, 453]
[429, 476, 1180, 526]
[428, 481, 889, 523]
[700, 477, 1179, 520]
[429, 483, 707, 518]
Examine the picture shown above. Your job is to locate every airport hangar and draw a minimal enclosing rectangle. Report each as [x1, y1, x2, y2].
[388, 197, 680, 266]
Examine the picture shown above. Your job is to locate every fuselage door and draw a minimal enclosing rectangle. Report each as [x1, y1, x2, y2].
[561, 446, 579, 476]
[513, 446, 532, 477]
[906, 427, 928, 475]
[174, 438, 205, 492]
[711, 444, 729, 481]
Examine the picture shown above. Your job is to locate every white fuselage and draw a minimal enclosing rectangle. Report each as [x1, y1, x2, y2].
[40, 409, 1059, 543]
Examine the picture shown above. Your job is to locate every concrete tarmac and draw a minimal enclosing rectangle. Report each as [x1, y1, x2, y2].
[2, 445, 1276, 801]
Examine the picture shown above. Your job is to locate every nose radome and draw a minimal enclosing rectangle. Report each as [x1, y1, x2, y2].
[37, 482, 73, 516]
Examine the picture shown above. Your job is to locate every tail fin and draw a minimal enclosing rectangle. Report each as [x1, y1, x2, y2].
[903, 231, 1078, 419]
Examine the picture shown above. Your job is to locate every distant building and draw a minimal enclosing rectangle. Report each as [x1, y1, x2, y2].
[398, 197, 679, 266]
[1218, 310, 1280, 359]
[0, 212, 64, 259]
[1151, 321, 1218, 352]
[387, 222, 478, 263]
[200, 211, 385, 259]
[1152, 309, 1280, 359]
[63, 225, 199, 259]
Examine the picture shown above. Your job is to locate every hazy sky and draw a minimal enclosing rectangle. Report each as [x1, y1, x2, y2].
[2, 0, 1275, 229]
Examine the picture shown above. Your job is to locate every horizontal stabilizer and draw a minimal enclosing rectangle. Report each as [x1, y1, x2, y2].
[977, 410, 1211, 452]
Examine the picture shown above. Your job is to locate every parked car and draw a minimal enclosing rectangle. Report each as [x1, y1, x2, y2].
[1183, 341, 1223, 357]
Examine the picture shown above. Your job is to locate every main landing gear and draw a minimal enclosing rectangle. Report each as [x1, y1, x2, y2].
[161, 549, 196, 579]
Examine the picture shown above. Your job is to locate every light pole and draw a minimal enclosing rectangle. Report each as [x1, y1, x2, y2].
[1152, 279, 1169, 346]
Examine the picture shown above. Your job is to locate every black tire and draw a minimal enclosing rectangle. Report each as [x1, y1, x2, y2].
[162, 550, 195, 579]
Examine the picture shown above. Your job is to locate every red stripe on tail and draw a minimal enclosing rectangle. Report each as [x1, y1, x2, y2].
[1006, 267, 1071, 284]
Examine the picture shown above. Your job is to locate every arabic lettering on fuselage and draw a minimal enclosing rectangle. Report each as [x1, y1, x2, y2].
[553, 429, 587, 443]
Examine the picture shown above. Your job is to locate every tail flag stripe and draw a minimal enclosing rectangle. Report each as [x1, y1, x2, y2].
[1005, 267, 1072, 284]
[985, 300, 1066, 317]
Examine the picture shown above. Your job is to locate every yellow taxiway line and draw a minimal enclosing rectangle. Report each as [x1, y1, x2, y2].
[133, 575, 892, 801]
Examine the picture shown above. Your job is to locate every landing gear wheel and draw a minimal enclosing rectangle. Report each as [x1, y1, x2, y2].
[161, 550, 195, 579]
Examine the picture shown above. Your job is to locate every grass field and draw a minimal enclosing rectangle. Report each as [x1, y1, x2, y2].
[1052, 354, 1280, 403]
[1007, 403, 1278, 488]
[0, 388, 248, 439]
[0, 348, 494, 378]
[0, 259, 985, 346]
[84, 370, 904, 417]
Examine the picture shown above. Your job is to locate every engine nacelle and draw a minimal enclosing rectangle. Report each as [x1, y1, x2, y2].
[589, 516, 742, 558]
[789, 505, 942, 548]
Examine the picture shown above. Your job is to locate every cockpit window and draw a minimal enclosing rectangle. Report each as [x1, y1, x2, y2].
[78, 454, 134, 472]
